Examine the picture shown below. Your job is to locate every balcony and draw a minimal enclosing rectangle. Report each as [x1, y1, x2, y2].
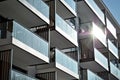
[106, 18, 117, 39]
[92, 22, 107, 47]
[12, 21, 49, 63]
[108, 39, 119, 59]
[82, 69, 103, 80]
[110, 62, 120, 80]
[11, 70, 38, 80]
[0, 21, 49, 73]
[85, 0, 105, 24]
[79, 22, 107, 47]
[94, 48, 108, 70]
[36, 48, 79, 80]
[56, 0, 76, 19]
[80, 48, 108, 72]
[0, 21, 49, 70]
[20, 0, 49, 23]
[51, 14, 78, 49]
[0, 0, 49, 27]
[77, 0, 105, 25]
[55, 48, 79, 79]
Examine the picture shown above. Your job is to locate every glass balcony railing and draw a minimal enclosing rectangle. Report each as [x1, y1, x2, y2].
[12, 21, 48, 57]
[11, 70, 38, 80]
[92, 22, 107, 47]
[55, 14, 78, 46]
[87, 69, 103, 80]
[85, 0, 105, 24]
[26, 0, 49, 18]
[94, 48, 108, 70]
[62, 0, 76, 11]
[110, 62, 120, 80]
[107, 18, 117, 39]
[55, 48, 78, 74]
[108, 39, 118, 59]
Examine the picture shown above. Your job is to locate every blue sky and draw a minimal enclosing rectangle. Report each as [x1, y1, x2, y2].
[103, 0, 120, 25]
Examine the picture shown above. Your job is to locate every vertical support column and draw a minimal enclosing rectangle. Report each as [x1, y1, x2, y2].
[55, 71, 57, 80]
[0, 49, 12, 80]
[104, 9, 111, 80]
[75, 0, 81, 79]
[76, 13, 81, 80]
[49, 0, 56, 61]
[49, 0, 56, 27]
[118, 35, 120, 62]
[115, 35, 119, 68]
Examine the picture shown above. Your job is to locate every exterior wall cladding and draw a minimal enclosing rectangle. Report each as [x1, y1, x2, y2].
[0, 0, 120, 80]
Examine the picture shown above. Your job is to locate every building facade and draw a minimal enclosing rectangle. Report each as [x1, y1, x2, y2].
[0, 0, 120, 80]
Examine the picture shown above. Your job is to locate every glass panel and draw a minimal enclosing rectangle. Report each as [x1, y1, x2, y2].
[11, 70, 38, 80]
[64, 0, 76, 11]
[108, 39, 118, 58]
[12, 21, 48, 57]
[87, 69, 103, 80]
[94, 48, 108, 70]
[85, 0, 105, 24]
[55, 48, 78, 74]
[55, 14, 77, 43]
[93, 22, 107, 47]
[26, 0, 49, 18]
[110, 62, 120, 79]
[107, 18, 117, 39]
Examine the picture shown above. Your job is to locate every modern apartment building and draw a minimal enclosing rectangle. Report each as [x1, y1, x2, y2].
[0, 0, 120, 80]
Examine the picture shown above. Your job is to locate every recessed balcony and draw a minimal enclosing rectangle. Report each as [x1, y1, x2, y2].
[0, 0, 49, 27]
[51, 14, 78, 49]
[80, 48, 108, 72]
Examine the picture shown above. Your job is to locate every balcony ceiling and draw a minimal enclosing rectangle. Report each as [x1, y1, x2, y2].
[80, 61, 107, 72]
[0, 0, 47, 28]
[12, 45, 46, 70]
